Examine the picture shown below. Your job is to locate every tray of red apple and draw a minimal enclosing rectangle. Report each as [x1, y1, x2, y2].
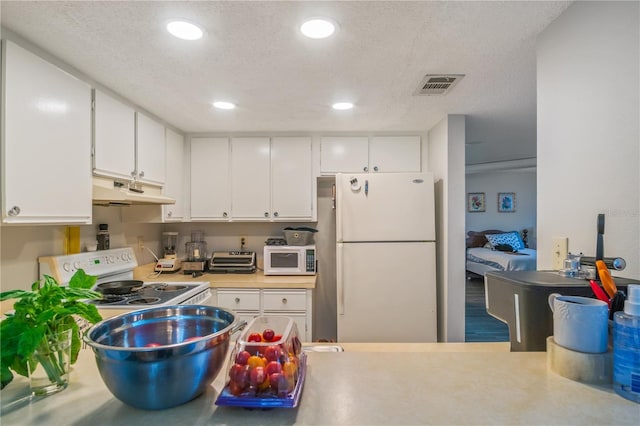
[215, 316, 306, 408]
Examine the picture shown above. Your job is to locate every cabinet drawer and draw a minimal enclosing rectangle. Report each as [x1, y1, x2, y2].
[217, 290, 260, 311]
[263, 291, 306, 311]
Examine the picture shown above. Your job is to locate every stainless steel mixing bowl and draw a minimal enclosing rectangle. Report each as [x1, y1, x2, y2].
[83, 305, 244, 410]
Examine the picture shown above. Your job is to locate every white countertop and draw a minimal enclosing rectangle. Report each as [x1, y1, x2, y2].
[134, 263, 317, 289]
[1, 345, 637, 425]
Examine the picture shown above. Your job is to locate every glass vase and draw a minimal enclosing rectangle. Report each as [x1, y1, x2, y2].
[28, 329, 72, 396]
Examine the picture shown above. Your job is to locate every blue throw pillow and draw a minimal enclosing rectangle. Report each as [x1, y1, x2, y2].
[486, 232, 525, 250]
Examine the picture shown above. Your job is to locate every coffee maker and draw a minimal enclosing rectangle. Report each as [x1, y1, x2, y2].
[155, 232, 181, 273]
[183, 231, 208, 274]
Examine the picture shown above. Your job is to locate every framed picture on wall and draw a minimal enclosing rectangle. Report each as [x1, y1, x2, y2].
[498, 192, 516, 212]
[467, 192, 486, 212]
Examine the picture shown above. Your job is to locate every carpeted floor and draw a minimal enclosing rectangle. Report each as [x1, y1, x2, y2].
[465, 276, 509, 342]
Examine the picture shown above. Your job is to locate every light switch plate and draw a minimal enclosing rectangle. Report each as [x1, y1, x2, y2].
[552, 237, 569, 270]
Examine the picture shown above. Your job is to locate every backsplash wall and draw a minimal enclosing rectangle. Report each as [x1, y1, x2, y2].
[0, 207, 319, 291]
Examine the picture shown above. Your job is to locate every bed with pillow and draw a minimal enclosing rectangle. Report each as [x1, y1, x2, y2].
[466, 229, 537, 277]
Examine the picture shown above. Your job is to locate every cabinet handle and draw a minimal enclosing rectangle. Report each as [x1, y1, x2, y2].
[235, 297, 240, 303]
[7, 206, 20, 216]
[273, 212, 279, 217]
[131, 171, 136, 177]
[167, 211, 173, 217]
[363, 166, 368, 172]
[282, 298, 287, 304]
[139, 170, 145, 178]
[373, 166, 379, 172]
[264, 212, 269, 217]
[223, 212, 228, 218]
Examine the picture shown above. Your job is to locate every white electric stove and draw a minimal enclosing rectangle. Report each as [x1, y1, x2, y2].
[38, 248, 212, 312]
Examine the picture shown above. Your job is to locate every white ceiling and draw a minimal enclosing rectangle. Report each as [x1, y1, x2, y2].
[0, 1, 572, 165]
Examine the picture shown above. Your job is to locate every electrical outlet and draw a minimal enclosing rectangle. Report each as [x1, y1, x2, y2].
[552, 237, 568, 270]
[137, 236, 144, 250]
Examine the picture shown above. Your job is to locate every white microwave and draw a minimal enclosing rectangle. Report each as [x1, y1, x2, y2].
[263, 245, 316, 275]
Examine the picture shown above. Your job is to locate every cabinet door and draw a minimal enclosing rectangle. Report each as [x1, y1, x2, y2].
[190, 137, 230, 220]
[369, 136, 421, 172]
[93, 89, 135, 180]
[231, 137, 270, 219]
[163, 128, 185, 221]
[320, 136, 369, 174]
[2, 41, 92, 224]
[271, 137, 313, 219]
[136, 112, 165, 185]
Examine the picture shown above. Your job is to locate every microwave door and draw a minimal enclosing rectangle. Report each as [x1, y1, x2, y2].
[271, 252, 299, 268]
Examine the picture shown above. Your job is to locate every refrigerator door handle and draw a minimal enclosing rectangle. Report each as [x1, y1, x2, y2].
[335, 174, 343, 241]
[337, 243, 344, 315]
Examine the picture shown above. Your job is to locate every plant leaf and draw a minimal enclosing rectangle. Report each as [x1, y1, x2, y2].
[0, 289, 31, 301]
[69, 269, 97, 290]
[17, 326, 45, 358]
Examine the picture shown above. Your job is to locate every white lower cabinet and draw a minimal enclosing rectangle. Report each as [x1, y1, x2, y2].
[212, 288, 313, 342]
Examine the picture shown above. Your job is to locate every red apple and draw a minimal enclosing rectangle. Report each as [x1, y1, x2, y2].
[248, 332, 263, 342]
[262, 328, 275, 342]
[264, 345, 282, 362]
[235, 350, 251, 365]
[250, 366, 267, 388]
[229, 380, 245, 396]
[265, 360, 282, 376]
[269, 372, 282, 392]
[229, 363, 250, 385]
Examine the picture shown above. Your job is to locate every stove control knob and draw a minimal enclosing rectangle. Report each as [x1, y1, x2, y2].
[108, 256, 115, 263]
[74, 261, 82, 270]
[63, 262, 72, 272]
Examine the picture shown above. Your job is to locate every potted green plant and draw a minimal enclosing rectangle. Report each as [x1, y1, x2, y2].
[0, 269, 103, 394]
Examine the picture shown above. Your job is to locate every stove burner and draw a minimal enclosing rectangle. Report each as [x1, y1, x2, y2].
[127, 297, 161, 305]
[90, 295, 126, 305]
[153, 284, 187, 292]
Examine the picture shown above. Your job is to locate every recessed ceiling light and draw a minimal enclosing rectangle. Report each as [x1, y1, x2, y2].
[213, 101, 236, 110]
[300, 18, 337, 39]
[166, 20, 203, 40]
[332, 102, 354, 110]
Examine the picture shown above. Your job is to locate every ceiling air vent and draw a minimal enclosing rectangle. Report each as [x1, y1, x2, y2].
[414, 74, 465, 96]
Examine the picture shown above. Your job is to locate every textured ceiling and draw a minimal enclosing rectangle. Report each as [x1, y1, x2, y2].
[0, 1, 571, 165]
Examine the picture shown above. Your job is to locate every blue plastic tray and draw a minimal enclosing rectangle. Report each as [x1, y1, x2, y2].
[215, 352, 307, 409]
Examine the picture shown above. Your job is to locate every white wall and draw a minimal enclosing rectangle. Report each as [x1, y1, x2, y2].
[466, 170, 537, 248]
[537, 1, 639, 278]
[428, 115, 466, 342]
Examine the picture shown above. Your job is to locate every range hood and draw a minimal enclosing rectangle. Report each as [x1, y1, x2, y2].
[92, 176, 176, 206]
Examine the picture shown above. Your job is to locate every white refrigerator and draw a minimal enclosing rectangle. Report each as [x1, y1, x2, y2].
[336, 172, 437, 342]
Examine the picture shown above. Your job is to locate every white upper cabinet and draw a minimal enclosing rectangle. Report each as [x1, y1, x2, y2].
[189, 136, 314, 222]
[2, 41, 92, 224]
[163, 128, 185, 221]
[190, 137, 230, 220]
[231, 137, 271, 219]
[93, 89, 136, 180]
[271, 137, 313, 219]
[369, 136, 421, 172]
[320, 136, 369, 173]
[320, 135, 421, 174]
[93, 92, 165, 186]
[135, 112, 166, 186]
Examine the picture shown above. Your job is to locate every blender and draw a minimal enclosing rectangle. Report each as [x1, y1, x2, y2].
[155, 232, 181, 273]
[183, 231, 208, 274]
